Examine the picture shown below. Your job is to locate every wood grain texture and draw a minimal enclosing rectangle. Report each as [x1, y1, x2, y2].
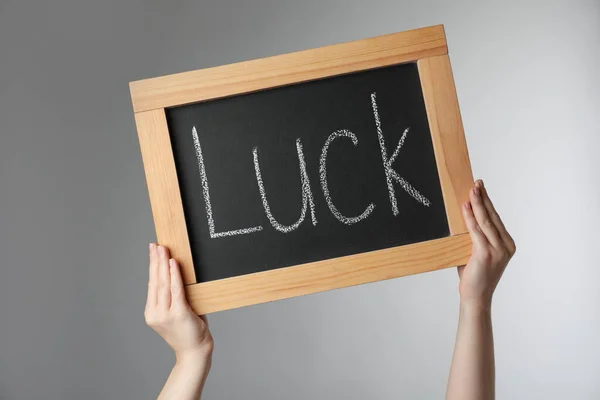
[418, 55, 473, 235]
[134, 109, 196, 284]
[130, 25, 447, 112]
[185, 233, 471, 314]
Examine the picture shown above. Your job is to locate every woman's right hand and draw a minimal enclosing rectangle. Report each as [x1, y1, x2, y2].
[145, 243, 213, 399]
[145, 243, 214, 361]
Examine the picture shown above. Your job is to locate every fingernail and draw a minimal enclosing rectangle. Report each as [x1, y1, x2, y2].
[474, 186, 480, 196]
[158, 245, 165, 255]
[480, 179, 485, 188]
[169, 259, 176, 268]
[149, 243, 155, 252]
[464, 201, 471, 209]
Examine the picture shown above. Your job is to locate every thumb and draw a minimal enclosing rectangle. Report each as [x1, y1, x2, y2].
[168, 258, 187, 309]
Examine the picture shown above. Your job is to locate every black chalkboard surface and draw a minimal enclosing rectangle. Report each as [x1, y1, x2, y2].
[166, 63, 449, 283]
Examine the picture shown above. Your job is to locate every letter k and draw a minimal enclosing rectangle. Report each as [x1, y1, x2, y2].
[370, 92, 431, 216]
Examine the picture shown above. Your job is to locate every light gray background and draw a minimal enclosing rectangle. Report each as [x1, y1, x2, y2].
[1, 0, 599, 399]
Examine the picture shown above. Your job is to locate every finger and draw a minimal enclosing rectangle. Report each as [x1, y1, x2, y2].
[462, 200, 489, 249]
[157, 245, 172, 309]
[480, 183, 515, 250]
[470, 183, 503, 248]
[169, 258, 187, 309]
[146, 243, 158, 308]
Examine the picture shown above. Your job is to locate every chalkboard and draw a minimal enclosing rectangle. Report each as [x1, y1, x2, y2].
[131, 25, 474, 313]
[166, 63, 449, 283]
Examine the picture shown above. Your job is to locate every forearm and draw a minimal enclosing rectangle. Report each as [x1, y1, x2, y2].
[158, 351, 212, 400]
[446, 301, 495, 400]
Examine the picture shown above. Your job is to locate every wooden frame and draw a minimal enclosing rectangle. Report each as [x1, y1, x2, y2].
[130, 24, 473, 314]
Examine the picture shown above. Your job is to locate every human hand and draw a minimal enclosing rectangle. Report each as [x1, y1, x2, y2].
[145, 243, 214, 364]
[459, 180, 516, 309]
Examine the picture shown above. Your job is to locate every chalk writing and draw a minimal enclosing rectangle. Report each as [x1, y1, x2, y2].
[192, 127, 263, 238]
[319, 130, 375, 225]
[253, 139, 317, 233]
[371, 92, 431, 214]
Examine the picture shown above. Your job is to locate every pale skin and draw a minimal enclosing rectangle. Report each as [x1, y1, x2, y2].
[446, 179, 516, 400]
[146, 179, 514, 399]
[145, 244, 213, 400]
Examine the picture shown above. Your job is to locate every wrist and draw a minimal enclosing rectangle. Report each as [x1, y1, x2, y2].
[460, 298, 492, 316]
[175, 346, 213, 369]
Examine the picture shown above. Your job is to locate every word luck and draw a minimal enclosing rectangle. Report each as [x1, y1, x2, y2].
[192, 92, 431, 239]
